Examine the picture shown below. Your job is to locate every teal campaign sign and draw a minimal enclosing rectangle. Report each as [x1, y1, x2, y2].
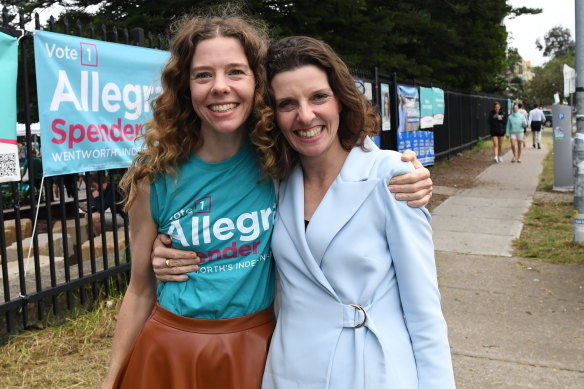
[0, 32, 20, 183]
[419, 87, 434, 129]
[432, 87, 444, 125]
[34, 30, 169, 176]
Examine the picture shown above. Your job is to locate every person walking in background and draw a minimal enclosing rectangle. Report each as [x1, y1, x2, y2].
[489, 102, 506, 163]
[517, 103, 528, 148]
[506, 104, 527, 163]
[528, 104, 546, 149]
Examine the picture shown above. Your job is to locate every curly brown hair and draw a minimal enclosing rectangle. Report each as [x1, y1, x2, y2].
[120, 10, 270, 209]
[251, 36, 379, 180]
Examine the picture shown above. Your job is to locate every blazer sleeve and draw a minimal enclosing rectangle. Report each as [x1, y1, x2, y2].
[380, 157, 455, 388]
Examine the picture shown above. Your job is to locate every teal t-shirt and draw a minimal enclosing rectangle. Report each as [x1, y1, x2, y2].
[150, 142, 275, 319]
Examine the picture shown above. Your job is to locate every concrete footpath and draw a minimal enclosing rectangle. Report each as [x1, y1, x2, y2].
[431, 141, 584, 388]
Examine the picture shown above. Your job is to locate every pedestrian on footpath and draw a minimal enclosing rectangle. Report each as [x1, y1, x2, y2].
[506, 103, 527, 162]
[489, 102, 507, 163]
[528, 104, 546, 149]
[517, 103, 528, 147]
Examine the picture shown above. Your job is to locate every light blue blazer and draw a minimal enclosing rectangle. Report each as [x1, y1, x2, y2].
[262, 138, 455, 389]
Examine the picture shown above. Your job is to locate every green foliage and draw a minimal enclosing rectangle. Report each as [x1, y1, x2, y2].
[527, 53, 575, 106]
[536, 25, 575, 58]
[525, 26, 575, 106]
[3, 0, 539, 92]
[502, 47, 527, 99]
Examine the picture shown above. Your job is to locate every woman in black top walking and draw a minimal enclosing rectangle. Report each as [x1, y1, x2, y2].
[489, 102, 507, 163]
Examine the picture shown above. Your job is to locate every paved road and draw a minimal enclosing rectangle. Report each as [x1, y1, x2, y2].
[431, 140, 584, 388]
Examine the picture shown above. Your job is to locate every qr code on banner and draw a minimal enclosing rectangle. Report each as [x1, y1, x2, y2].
[0, 153, 19, 178]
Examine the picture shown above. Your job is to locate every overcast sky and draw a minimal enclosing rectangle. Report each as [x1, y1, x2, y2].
[505, 0, 576, 67]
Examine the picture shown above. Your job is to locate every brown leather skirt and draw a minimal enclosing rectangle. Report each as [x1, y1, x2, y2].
[113, 303, 276, 389]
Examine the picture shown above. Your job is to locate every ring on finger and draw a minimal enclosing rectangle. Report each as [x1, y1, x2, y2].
[165, 259, 172, 267]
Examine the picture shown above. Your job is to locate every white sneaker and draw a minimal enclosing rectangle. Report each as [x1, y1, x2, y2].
[498, 156, 504, 163]
[494, 156, 499, 163]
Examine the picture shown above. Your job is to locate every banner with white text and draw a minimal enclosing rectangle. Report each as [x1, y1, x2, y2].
[34, 30, 169, 176]
[397, 130, 434, 166]
[0, 32, 20, 183]
[432, 87, 445, 125]
[419, 87, 434, 129]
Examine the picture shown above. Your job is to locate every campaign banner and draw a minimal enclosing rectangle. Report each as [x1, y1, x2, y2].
[380, 83, 391, 131]
[397, 85, 420, 132]
[432, 87, 445, 125]
[0, 32, 20, 183]
[397, 130, 434, 166]
[419, 87, 434, 129]
[34, 30, 169, 176]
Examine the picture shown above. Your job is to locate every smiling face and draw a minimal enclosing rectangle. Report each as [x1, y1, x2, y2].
[271, 65, 343, 161]
[189, 37, 255, 138]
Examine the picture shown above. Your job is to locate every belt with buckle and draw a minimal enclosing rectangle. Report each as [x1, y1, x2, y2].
[348, 304, 367, 328]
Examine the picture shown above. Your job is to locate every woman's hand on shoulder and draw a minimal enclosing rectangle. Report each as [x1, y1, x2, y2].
[387, 150, 432, 208]
[152, 234, 200, 282]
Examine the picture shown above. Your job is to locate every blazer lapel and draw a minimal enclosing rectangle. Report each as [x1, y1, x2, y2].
[307, 138, 380, 265]
[277, 164, 338, 298]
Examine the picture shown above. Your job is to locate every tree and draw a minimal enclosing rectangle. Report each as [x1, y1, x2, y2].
[536, 26, 575, 58]
[2, 0, 540, 92]
[526, 53, 575, 106]
[502, 47, 527, 99]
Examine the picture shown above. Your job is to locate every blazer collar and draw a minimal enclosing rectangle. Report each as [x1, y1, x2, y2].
[277, 137, 381, 292]
[307, 137, 380, 263]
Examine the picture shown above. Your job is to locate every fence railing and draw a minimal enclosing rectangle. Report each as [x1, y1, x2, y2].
[0, 6, 506, 342]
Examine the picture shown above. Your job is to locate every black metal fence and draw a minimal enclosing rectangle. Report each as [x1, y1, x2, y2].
[0, 7, 505, 341]
[350, 68, 505, 158]
[0, 8, 165, 342]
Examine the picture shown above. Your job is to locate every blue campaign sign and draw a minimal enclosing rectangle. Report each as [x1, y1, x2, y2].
[0, 32, 20, 183]
[34, 30, 169, 176]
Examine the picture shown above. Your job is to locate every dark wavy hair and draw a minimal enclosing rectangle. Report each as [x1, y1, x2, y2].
[251, 36, 379, 180]
[120, 10, 269, 209]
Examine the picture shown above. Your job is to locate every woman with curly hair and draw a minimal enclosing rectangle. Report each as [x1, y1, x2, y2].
[102, 13, 277, 389]
[257, 36, 455, 388]
[103, 8, 433, 389]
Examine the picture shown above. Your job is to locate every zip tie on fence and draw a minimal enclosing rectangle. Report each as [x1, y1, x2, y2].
[18, 293, 29, 313]
[15, 29, 26, 44]
[24, 176, 45, 278]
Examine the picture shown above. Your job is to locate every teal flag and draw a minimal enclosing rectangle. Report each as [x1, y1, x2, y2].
[0, 32, 20, 183]
[34, 30, 169, 176]
[419, 87, 434, 129]
[432, 87, 445, 125]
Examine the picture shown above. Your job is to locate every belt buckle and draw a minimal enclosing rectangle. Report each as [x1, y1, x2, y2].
[349, 304, 367, 328]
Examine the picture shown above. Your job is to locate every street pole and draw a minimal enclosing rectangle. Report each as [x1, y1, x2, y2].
[575, 0, 584, 243]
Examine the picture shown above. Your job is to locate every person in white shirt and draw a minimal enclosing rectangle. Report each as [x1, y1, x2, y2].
[528, 105, 546, 149]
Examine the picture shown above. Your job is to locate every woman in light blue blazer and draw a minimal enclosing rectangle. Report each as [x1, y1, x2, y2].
[254, 36, 455, 389]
